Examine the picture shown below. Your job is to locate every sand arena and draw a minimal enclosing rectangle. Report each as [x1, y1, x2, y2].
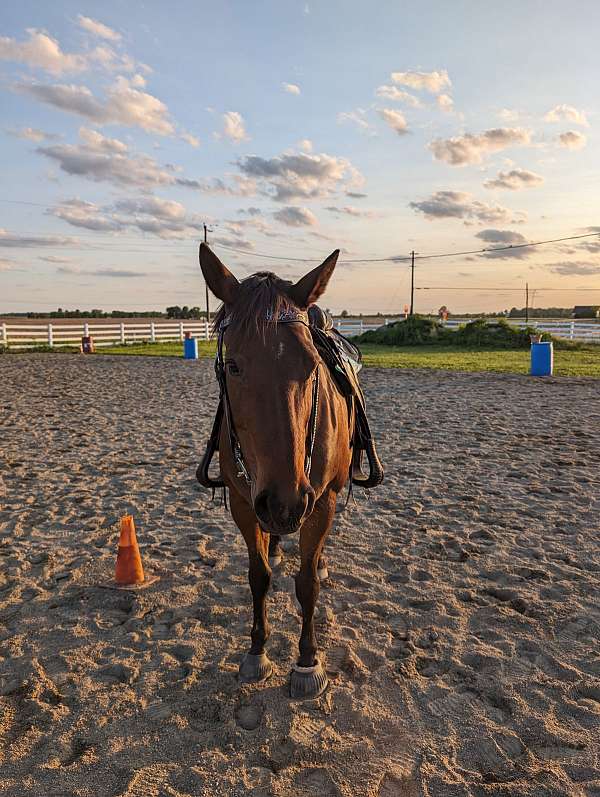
[1, 353, 599, 796]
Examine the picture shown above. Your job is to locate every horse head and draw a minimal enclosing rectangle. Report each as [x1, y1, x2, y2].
[199, 243, 341, 535]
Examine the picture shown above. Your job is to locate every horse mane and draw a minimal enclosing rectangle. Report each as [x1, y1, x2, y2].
[213, 271, 297, 336]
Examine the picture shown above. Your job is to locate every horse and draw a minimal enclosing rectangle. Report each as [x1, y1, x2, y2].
[199, 243, 354, 699]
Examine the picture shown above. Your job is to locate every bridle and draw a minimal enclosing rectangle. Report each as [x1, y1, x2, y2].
[215, 308, 320, 488]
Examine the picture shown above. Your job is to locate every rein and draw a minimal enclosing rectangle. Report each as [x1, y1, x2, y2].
[215, 309, 320, 488]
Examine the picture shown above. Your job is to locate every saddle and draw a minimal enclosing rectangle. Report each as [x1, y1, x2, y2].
[196, 307, 383, 491]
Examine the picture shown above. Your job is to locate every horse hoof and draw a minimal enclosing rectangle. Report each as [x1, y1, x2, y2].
[290, 659, 328, 700]
[239, 652, 273, 683]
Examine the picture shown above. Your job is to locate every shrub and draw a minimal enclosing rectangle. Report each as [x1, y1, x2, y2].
[356, 315, 452, 346]
[356, 316, 566, 349]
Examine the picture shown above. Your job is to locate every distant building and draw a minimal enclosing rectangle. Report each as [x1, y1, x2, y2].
[573, 305, 600, 319]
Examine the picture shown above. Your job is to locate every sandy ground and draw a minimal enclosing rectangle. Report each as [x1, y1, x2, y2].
[1, 353, 600, 797]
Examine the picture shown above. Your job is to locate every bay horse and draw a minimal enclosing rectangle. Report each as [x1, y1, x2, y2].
[199, 243, 353, 699]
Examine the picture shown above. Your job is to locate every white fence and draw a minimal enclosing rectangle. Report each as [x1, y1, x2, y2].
[2, 317, 600, 349]
[0, 320, 211, 349]
[333, 318, 600, 343]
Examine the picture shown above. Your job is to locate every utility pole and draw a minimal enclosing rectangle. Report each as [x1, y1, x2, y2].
[203, 224, 210, 326]
[409, 250, 415, 316]
[525, 282, 529, 324]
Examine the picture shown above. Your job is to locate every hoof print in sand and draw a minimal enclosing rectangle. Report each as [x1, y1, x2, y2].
[378, 772, 419, 797]
[293, 767, 341, 796]
[235, 702, 263, 731]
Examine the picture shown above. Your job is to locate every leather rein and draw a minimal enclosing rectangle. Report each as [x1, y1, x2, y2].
[214, 309, 320, 489]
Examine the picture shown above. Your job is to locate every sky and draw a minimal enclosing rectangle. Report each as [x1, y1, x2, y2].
[1, 0, 600, 315]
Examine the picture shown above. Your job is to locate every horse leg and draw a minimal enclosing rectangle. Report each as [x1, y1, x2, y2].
[268, 534, 283, 568]
[290, 491, 335, 699]
[230, 491, 273, 683]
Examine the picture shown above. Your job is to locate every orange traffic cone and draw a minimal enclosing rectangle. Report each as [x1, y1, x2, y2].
[115, 515, 145, 585]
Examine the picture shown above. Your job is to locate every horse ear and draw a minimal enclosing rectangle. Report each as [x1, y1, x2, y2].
[199, 242, 240, 304]
[288, 249, 340, 309]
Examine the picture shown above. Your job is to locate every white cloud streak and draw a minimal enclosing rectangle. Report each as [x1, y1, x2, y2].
[544, 104, 588, 127]
[558, 130, 587, 150]
[77, 15, 121, 42]
[390, 69, 451, 94]
[409, 190, 525, 226]
[17, 77, 175, 135]
[483, 168, 544, 190]
[377, 108, 408, 135]
[429, 128, 532, 165]
[273, 206, 317, 227]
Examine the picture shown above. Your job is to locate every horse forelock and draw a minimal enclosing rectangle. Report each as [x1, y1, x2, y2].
[213, 271, 297, 336]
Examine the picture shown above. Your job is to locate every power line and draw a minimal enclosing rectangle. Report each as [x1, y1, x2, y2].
[416, 286, 600, 291]
[212, 231, 600, 264]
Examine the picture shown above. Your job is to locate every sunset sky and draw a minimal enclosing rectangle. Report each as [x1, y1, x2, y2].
[1, 0, 599, 314]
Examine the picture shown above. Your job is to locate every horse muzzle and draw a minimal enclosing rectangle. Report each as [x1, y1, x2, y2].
[253, 483, 315, 536]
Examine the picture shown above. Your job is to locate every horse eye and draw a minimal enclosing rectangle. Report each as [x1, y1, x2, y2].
[226, 360, 240, 375]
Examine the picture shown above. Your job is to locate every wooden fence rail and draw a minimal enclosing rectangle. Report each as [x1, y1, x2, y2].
[2, 318, 600, 349]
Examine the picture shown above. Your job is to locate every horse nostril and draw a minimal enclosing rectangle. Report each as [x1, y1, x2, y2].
[253, 490, 270, 524]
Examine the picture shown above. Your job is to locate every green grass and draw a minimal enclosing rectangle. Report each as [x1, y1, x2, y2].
[6, 340, 600, 377]
[96, 341, 216, 357]
[359, 344, 600, 377]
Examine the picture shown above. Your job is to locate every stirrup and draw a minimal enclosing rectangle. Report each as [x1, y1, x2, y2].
[351, 439, 384, 488]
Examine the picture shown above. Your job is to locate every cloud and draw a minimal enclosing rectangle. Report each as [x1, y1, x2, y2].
[558, 130, 587, 150]
[497, 108, 520, 122]
[0, 29, 87, 74]
[298, 139, 313, 152]
[238, 207, 262, 216]
[0, 258, 14, 271]
[346, 191, 367, 199]
[429, 127, 531, 166]
[437, 94, 454, 113]
[237, 150, 363, 202]
[175, 173, 257, 196]
[377, 108, 408, 135]
[549, 261, 600, 276]
[212, 235, 255, 250]
[390, 69, 451, 94]
[180, 132, 200, 147]
[17, 76, 174, 135]
[39, 255, 74, 263]
[544, 104, 588, 127]
[38, 127, 175, 189]
[484, 168, 544, 190]
[51, 199, 124, 231]
[219, 111, 248, 143]
[56, 265, 81, 274]
[375, 86, 422, 107]
[50, 196, 202, 239]
[94, 268, 147, 278]
[282, 82, 301, 95]
[325, 205, 378, 218]
[77, 15, 121, 42]
[337, 109, 374, 133]
[0, 228, 77, 247]
[273, 206, 318, 227]
[8, 126, 60, 142]
[475, 228, 531, 258]
[409, 190, 524, 225]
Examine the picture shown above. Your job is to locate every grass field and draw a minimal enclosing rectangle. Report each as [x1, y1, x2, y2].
[90, 340, 600, 377]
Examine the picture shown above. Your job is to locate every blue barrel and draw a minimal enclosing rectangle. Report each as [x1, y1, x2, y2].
[183, 337, 198, 360]
[530, 341, 553, 376]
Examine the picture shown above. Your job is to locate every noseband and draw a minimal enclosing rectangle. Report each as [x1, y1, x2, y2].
[215, 309, 320, 488]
